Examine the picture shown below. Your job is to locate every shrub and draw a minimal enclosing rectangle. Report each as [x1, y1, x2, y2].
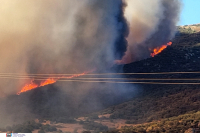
[89, 114, 99, 119]
[80, 121, 108, 132]
[56, 117, 76, 124]
[40, 124, 57, 132]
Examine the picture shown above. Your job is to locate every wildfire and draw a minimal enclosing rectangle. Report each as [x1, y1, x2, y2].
[17, 72, 88, 95]
[40, 78, 57, 87]
[150, 42, 172, 57]
[18, 80, 38, 95]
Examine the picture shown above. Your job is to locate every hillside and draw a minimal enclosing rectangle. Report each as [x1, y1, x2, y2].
[76, 28, 200, 133]
[178, 24, 200, 34]
[1, 26, 200, 133]
[108, 110, 200, 133]
[93, 28, 200, 132]
[124, 32, 200, 74]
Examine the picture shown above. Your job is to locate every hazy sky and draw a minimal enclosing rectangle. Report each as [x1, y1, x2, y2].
[179, 0, 200, 25]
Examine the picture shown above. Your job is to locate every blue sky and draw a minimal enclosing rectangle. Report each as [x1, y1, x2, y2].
[179, 0, 200, 25]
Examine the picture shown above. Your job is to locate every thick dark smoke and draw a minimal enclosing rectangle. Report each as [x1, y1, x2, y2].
[25, 0, 129, 75]
[0, 0, 181, 127]
[0, 0, 129, 96]
[120, 0, 181, 63]
[0, 0, 132, 126]
[114, 2, 129, 60]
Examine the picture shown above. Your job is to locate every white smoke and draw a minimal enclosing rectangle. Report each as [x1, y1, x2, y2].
[0, 0, 181, 127]
[0, 0, 127, 96]
[120, 0, 181, 63]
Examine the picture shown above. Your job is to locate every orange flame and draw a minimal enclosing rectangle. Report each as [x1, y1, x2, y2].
[40, 78, 57, 87]
[150, 42, 172, 57]
[17, 80, 38, 95]
[17, 71, 91, 95]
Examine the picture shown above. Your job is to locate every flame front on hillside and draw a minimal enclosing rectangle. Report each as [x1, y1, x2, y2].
[150, 42, 172, 57]
[17, 72, 88, 95]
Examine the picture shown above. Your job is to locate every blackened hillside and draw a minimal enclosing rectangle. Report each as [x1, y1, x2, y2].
[98, 32, 200, 125]
[124, 32, 200, 74]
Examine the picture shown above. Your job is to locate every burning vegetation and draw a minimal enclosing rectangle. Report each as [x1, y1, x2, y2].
[0, 0, 182, 131]
[150, 42, 172, 57]
[17, 72, 87, 95]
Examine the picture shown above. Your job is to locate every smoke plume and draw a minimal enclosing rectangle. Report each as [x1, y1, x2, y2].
[0, 0, 181, 126]
[0, 0, 131, 126]
[120, 0, 181, 63]
[0, 0, 128, 96]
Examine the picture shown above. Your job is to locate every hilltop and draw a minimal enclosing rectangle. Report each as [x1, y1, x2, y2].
[89, 25, 200, 133]
[178, 24, 200, 34]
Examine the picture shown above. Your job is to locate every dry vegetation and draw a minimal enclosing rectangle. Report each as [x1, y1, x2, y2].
[178, 24, 200, 34]
[108, 111, 200, 133]
[1, 26, 200, 133]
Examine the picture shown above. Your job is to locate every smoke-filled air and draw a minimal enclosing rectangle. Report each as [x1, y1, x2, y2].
[119, 0, 181, 64]
[0, 0, 181, 126]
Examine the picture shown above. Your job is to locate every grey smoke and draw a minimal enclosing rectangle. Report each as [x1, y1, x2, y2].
[0, 0, 181, 127]
[120, 0, 181, 63]
[0, 0, 131, 126]
[0, 0, 128, 96]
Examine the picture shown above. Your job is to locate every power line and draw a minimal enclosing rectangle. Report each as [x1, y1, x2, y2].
[1, 74, 200, 81]
[1, 75, 200, 81]
[0, 71, 200, 76]
[29, 79, 200, 85]
[0, 71, 200, 85]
